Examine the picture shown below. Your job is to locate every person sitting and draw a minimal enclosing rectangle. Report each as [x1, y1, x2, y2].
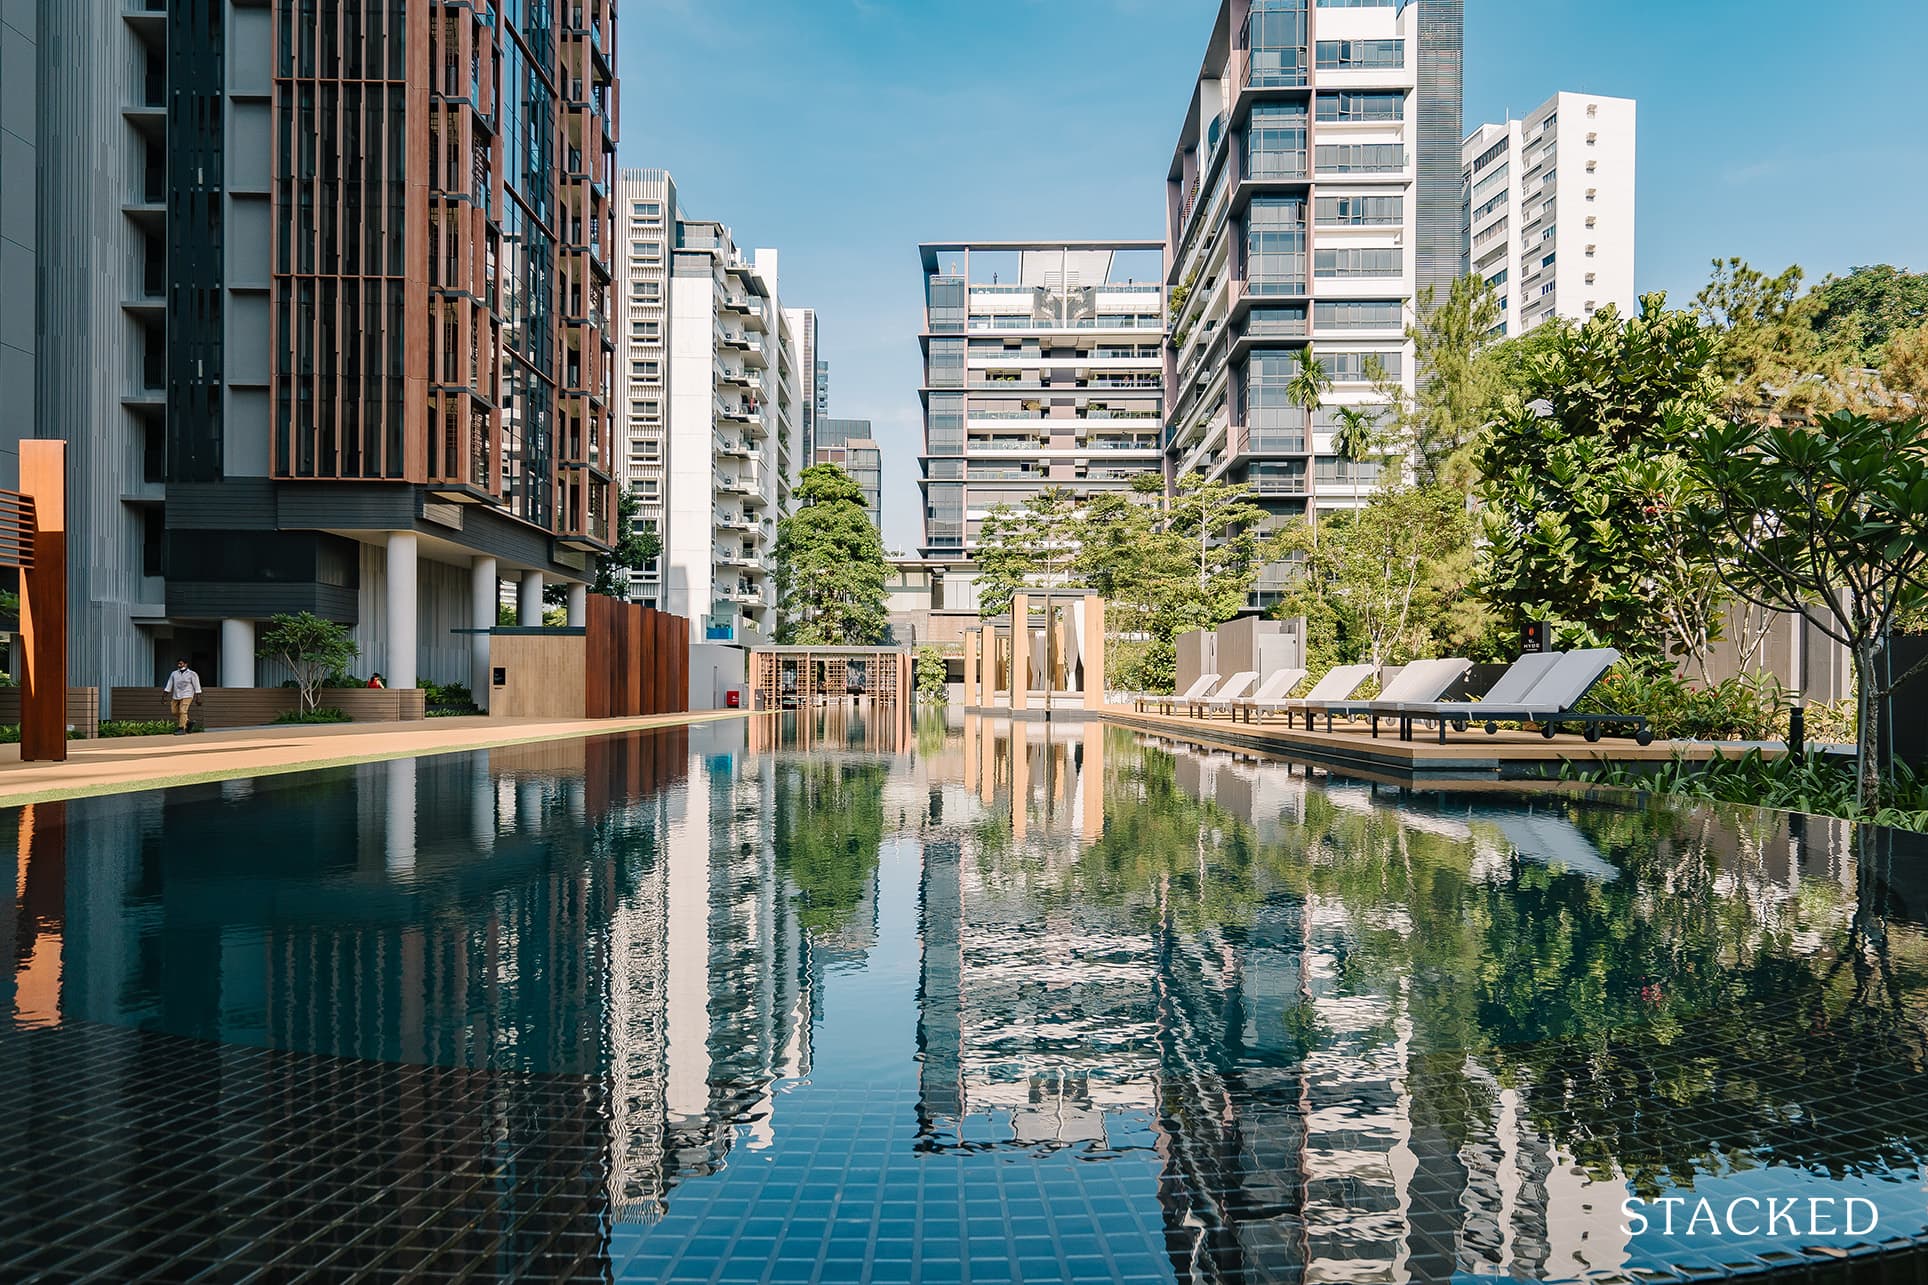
[366, 672, 385, 689]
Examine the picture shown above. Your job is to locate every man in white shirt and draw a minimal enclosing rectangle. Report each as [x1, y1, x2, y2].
[162, 658, 202, 734]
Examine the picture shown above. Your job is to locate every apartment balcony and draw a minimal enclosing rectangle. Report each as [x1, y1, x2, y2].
[716, 549, 760, 570]
[555, 463, 614, 552]
[715, 434, 752, 459]
[716, 512, 759, 534]
[715, 472, 758, 497]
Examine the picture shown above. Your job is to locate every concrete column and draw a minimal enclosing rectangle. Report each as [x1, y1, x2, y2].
[385, 757, 417, 876]
[519, 570, 545, 626]
[1082, 594, 1107, 712]
[384, 533, 418, 689]
[219, 618, 255, 688]
[470, 556, 497, 711]
[963, 629, 979, 709]
[1009, 592, 1029, 714]
[567, 582, 588, 626]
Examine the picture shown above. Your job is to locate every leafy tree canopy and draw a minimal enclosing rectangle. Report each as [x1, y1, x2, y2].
[257, 611, 360, 712]
[1808, 264, 1928, 367]
[775, 463, 889, 645]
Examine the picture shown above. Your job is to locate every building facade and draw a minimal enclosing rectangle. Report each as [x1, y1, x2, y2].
[614, 169, 679, 607]
[8, 0, 618, 706]
[787, 307, 819, 460]
[917, 241, 1166, 557]
[1163, 0, 1463, 604]
[813, 418, 883, 533]
[1463, 91, 1636, 337]
[664, 224, 801, 645]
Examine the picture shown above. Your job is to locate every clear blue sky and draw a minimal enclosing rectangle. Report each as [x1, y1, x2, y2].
[618, 0, 1928, 554]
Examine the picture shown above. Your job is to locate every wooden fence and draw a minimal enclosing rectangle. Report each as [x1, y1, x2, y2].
[584, 596, 689, 718]
[0, 688, 99, 738]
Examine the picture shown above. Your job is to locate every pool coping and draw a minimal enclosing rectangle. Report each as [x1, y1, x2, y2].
[0, 709, 754, 807]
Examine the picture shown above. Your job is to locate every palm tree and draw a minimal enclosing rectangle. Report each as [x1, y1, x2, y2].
[1284, 346, 1332, 529]
[1331, 404, 1380, 512]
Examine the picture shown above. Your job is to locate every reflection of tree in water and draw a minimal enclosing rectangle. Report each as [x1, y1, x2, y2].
[1054, 739, 1928, 1276]
[773, 759, 888, 936]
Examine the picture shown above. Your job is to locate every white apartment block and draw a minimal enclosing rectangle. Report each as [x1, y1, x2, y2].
[917, 241, 1167, 557]
[666, 223, 801, 645]
[1165, 0, 1464, 613]
[1463, 92, 1636, 337]
[787, 307, 821, 458]
[616, 170, 678, 607]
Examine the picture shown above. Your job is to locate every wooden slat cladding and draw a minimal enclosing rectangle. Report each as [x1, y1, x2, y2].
[583, 596, 690, 718]
[266, 0, 615, 556]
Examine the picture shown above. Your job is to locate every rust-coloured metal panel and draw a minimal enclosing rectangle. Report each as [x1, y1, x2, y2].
[19, 442, 67, 762]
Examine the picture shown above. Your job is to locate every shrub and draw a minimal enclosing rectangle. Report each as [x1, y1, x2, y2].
[273, 706, 352, 725]
[421, 680, 477, 710]
[99, 720, 186, 738]
[1561, 749, 1928, 833]
[257, 612, 359, 715]
[914, 648, 948, 703]
[1583, 668, 1787, 741]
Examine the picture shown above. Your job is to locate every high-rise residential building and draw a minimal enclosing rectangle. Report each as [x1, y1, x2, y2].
[1463, 92, 1636, 337]
[665, 223, 802, 645]
[815, 418, 883, 532]
[1163, 0, 1462, 606]
[0, 3, 33, 494]
[815, 360, 830, 420]
[4, 1, 618, 707]
[787, 308, 819, 459]
[916, 241, 1166, 556]
[615, 170, 679, 607]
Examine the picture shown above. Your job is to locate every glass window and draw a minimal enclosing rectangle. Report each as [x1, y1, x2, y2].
[1315, 143, 1405, 173]
[1247, 306, 1308, 337]
[1244, 103, 1307, 179]
[1316, 92, 1404, 122]
[1244, 351, 1311, 447]
[1314, 300, 1402, 330]
[927, 337, 965, 388]
[927, 275, 965, 333]
[927, 394, 964, 455]
[1318, 350, 1402, 382]
[1315, 39, 1404, 70]
[1244, 197, 1306, 296]
[1314, 248, 1403, 277]
[1315, 195, 1404, 226]
[1244, 0, 1308, 87]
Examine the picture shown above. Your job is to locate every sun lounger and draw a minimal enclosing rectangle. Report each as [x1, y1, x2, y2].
[1246, 664, 1371, 726]
[1229, 667, 1308, 723]
[1137, 672, 1218, 716]
[1195, 671, 1260, 718]
[1381, 651, 1563, 740]
[1392, 647, 1651, 744]
[1303, 658, 1473, 737]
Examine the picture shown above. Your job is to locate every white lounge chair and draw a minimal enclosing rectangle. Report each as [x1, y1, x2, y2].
[1196, 670, 1260, 718]
[1230, 667, 1308, 723]
[1304, 658, 1473, 737]
[1249, 664, 1372, 726]
[1138, 672, 1218, 716]
[1393, 647, 1650, 745]
[1383, 651, 1564, 742]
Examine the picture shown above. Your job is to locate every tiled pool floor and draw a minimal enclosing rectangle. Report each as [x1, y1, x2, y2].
[5, 714, 1928, 1283]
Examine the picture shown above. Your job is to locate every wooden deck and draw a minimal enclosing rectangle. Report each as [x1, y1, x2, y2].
[1103, 706, 1780, 785]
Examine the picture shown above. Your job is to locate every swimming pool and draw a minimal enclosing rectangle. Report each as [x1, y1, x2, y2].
[3, 709, 1926, 1282]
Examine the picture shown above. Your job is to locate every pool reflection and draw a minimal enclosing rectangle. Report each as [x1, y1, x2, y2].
[2, 712, 1927, 1283]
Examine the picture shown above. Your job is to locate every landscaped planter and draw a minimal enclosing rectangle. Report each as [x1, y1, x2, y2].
[109, 687, 426, 728]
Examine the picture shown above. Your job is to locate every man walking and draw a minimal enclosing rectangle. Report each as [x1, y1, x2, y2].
[163, 658, 202, 734]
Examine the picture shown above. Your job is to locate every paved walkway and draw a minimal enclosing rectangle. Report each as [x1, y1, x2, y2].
[0, 711, 748, 807]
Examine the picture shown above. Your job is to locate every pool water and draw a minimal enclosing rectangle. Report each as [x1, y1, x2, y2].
[4, 711, 1928, 1283]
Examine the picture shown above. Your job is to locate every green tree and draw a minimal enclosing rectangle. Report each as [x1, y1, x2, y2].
[1808, 264, 1928, 366]
[1684, 410, 1928, 809]
[1474, 294, 1727, 666]
[774, 463, 888, 645]
[1396, 275, 1506, 490]
[1694, 257, 1841, 420]
[257, 611, 360, 713]
[1281, 487, 1479, 672]
[1881, 323, 1928, 403]
[1285, 346, 1333, 521]
[1330, 404, 1380, 511]
[915, 646, 948, 703]
[772, 760, 887, 936]
[973, 488, 1080, 618]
